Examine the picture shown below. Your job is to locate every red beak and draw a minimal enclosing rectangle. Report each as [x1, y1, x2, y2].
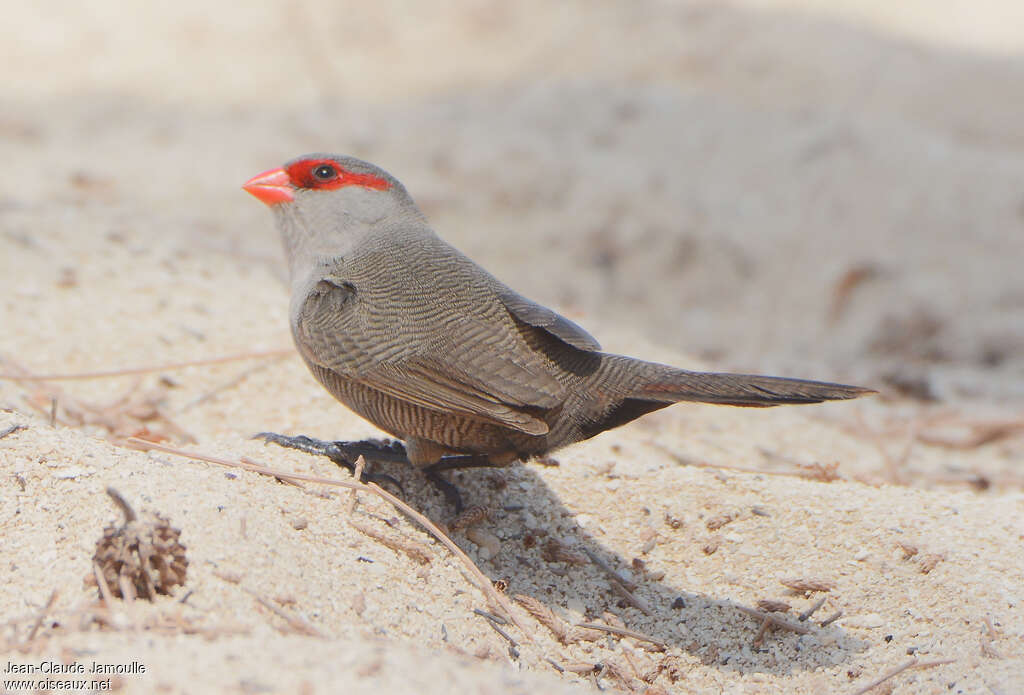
[243, 167, 294, 205]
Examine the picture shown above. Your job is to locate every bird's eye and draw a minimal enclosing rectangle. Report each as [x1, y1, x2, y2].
[312, 164, 337, 181]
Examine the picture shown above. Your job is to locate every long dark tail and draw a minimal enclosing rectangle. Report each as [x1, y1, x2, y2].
[634, 368, 874, 407]
[576, 357, 873, 440]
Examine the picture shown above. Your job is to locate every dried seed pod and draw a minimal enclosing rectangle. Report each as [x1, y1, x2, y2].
[756, 599, 792, 613]
[778, 576, 835, 593]
[705, 513, 735, 530]
[92, 488, 187, 600]
[449, 505, 490, 532]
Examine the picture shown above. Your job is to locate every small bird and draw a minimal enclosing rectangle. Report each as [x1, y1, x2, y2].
[244, 154, 871, 502]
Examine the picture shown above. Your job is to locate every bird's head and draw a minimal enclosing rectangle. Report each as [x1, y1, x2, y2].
[243, 154, 402, 203]
[244, 154, 425, 274]
[244, 153, 423, 225]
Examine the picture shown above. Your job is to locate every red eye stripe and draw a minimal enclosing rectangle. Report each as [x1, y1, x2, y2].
[284, 159, 392, 191]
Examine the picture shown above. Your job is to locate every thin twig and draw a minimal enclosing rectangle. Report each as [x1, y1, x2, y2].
[734, 604, 811, 635]
[3, 355, 194, 442]
[582, 547, 637, 590]
[349, 455, 366, 513]
[574, 622, 667, 649]
[240, 585, 325, 638]
[820, 610, 843, 627]
[92, 562, 115, 609]
[620, 648, 642, 680]
[0, 424, 26, 440]
[851, 657, 955, 695]
[980, 617, 1003, 659]
[653, 442, 845, 481]
[579, 547, 650, 614]
[798, 596, 828, 622]
[918, 418, 1024, 449]
[610, 577, 651, 615]
[0, 349, 294, 381]
[238, 457, 306, 488]
[178, 355, 288, 412]
[128, 438, 532, 640]
[24, 590, 58, 643]
[472, 608, 508, 625]
[210, 570, 321, 636]
[106, 487, 137, 523]
[852, 410, 919, 485]
[751, 618, 772, 647]
[349, 518, 432, 565]
[545, 658, 565, 673]
[482, 616, 518, 648]
[828, 264, 880, 324]
[513, 594, 573, 644]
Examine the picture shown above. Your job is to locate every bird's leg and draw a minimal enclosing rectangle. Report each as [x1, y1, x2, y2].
[256, 432, 499, 513]
[254, 432, 406, 491]
[421, 454, 495, 514]
[424, 454, 496, 473]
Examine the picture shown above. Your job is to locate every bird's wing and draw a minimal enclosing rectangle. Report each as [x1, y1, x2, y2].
[295, 278, 566, 435]
[496, 287, 600, 351]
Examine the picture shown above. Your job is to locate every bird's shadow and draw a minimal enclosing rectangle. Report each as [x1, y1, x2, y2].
[304, 437, 869, 678]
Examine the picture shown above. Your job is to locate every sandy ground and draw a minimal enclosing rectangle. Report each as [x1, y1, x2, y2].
[2, 1, 1023, 693]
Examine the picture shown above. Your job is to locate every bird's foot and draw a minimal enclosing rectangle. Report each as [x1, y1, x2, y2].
[255, 432, 496, 514]
[254, 432, 405, 491]
[421, 454, 493, 514]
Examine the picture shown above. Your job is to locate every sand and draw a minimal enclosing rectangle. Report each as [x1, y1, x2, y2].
[2, 2, 1022, 693]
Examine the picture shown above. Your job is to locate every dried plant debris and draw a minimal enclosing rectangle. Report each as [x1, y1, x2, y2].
[0, 351, 289, 445]
[916, 553, 944, 574]
[137, 440, 530, 636]
[541, 538, 588, 565]
[828, 262, 881, 323]
[850, 657, 955, 695]
[797, 461, 842, 482]
[897, 542, 944, 573]
[735, 604, 811, 639]
[798, 596, 828, 621]
[512, 595, 603, 644]
[449, 505, 491, 532]
[20, 369, 193, 443]
[513, 594, 573, 644]
[757, 599, 792, 613]
[897, 541, 919, 558]
[779, 577, 836, 594]
[599, 660, 636, 692]
[0, 423, 27, 440]
[349, 518, 432, 566]
[90, 487, 188, 600]
[704, 512, 735, 530]
[917, 416, 1024, 450]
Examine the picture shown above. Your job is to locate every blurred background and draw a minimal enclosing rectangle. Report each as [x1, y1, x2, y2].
[3, 0, 1023, 402]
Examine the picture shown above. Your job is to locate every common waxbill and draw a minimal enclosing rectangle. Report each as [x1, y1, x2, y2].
[243, 154, 872, 474]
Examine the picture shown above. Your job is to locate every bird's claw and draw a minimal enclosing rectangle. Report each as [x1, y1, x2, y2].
[255, 432, 494, 513]
[254, 432, 405, 493]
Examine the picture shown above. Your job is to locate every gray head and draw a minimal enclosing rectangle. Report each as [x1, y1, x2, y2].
[243, 154, 427, 277]
[243, 153, 417, 212]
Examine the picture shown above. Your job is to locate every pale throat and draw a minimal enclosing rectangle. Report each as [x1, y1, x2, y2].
[274, 191, 385, 284]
